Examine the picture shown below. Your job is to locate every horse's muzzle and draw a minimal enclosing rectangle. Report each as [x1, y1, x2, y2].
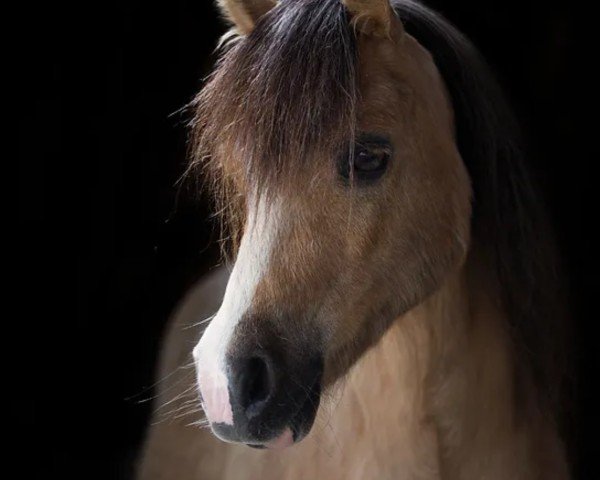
[196, 342, 323, 449]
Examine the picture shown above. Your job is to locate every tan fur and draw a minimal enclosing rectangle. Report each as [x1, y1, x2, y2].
[217, 0, 275, 35]
[138, 2, 570, 477]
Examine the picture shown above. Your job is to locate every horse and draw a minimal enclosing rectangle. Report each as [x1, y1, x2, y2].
[137, 0, 571, 478]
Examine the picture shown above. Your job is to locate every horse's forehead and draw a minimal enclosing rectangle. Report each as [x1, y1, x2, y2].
[356, 33, 452, 129]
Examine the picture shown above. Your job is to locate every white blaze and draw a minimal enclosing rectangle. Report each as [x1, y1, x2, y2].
[193, 197, 278, 425]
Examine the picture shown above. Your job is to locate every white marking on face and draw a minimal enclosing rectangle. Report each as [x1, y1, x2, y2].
[193, 197, 278, 426]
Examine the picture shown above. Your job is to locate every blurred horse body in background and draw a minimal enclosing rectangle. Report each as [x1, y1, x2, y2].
[138, 1, 570, 478]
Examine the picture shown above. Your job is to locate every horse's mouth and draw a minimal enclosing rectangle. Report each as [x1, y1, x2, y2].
[241, 373, 322, 449]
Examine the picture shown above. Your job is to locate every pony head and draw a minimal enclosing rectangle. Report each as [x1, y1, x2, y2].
[191, 0, 471, 448]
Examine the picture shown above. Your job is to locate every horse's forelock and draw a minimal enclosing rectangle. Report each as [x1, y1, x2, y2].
[192, 0, 358, 198]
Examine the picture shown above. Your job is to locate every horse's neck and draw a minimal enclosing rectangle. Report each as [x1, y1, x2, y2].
[330, 254, 569, 479]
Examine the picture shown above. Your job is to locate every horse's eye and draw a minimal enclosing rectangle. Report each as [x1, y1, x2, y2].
[354, 148, 388, 172]
[339, 135, 392, 185]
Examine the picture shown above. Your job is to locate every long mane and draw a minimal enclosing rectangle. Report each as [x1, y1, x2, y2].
[191, 0, 566, 417]
[392, 0, 567, 413]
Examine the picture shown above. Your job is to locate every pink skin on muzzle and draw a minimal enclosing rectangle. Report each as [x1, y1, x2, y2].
[197, 366, 234, 426]
[266, 428, 294, 449]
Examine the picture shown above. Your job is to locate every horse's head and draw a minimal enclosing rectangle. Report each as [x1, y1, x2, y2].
[192, 0, 471, 448]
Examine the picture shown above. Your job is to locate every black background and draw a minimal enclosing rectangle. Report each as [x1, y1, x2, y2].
[22, 0, 594, 478]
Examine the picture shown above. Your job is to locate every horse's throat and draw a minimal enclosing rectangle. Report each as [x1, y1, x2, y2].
[299, 313, 441, 478]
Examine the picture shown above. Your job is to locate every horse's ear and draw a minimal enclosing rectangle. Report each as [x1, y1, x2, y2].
[216, 0, 276, 35]
[342, 0, 399, 38]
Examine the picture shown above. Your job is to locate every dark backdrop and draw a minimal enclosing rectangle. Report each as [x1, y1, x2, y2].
[22, 0, 593, 479]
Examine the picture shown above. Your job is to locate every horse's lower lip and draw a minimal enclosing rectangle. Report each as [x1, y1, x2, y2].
[240, 378, 321, 449]
[243, 393, 314, 449]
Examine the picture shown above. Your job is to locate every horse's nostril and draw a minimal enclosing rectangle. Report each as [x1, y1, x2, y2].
[241, 356, 272, 419]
